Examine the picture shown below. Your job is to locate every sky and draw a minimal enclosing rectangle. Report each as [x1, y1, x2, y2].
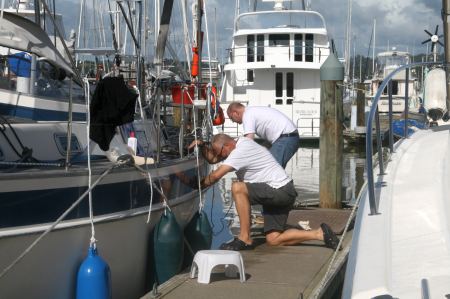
[57, 0, 444, 61]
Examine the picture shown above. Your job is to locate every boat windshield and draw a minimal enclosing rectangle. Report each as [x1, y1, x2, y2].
[236, 11, 325, 31]
[0, 52, 85, 103]
[202, 61, 219, 70]
[376, 54, 410, 76]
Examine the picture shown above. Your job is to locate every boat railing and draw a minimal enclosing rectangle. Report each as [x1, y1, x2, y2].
[365, 61, 443, 215]
[228, 44, 329, 65]
[235, 10, 327, 31]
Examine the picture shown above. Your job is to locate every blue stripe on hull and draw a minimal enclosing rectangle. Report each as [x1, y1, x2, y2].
[0, 170, 198, 228]
[0, 103, 86, 121]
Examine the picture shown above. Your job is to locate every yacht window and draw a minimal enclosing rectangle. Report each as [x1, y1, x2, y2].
[247, 35, 255, 62]
[257, 35, 264, 61]
[392, 81, 399, 95]
[0, 146, 4, 161]
[276, 72, 283, 97]
[305, 34, 314, 62]
[287, 72, 294, 97]
[269, 34, 289, 47]
[247, 70, 254, 82]
[294, 34, 303, 61]
[276, 99, 283, 105]
[383, 80, 399, 95]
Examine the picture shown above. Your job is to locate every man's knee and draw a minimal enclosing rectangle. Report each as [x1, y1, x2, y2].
[231, 181, 246, 194]
[265, 231, 282, 246]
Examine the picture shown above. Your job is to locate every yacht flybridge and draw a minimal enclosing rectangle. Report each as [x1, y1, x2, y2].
[220, 0, 330, 139]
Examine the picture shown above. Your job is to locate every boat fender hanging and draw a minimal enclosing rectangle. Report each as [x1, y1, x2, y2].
[76, 246, 111, 299]
[191, 47, 199, 77]
[153, 209, 184, 284]
[185, 210, 213, 255]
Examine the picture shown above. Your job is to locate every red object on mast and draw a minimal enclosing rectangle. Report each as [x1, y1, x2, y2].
[191, 47, 199, 77]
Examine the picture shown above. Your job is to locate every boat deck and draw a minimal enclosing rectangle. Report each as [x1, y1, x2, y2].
[344, 125, 450, 298]
[141, 208, 353, 299]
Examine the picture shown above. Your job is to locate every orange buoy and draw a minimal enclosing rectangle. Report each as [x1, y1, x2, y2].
[191, 47, 199, 77]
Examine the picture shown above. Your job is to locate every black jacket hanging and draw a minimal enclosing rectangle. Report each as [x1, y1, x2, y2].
[89, 77, 138, 151]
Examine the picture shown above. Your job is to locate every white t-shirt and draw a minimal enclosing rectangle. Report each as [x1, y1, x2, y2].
[222, 137, 291, 189]
[242, 106, 297, 143]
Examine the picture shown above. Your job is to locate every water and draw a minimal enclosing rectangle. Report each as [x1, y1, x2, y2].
[203, 144, 367, 248]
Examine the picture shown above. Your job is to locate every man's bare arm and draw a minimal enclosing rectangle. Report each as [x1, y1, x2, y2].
[201, 164, 233, 188]
[244, 133, 255, 139]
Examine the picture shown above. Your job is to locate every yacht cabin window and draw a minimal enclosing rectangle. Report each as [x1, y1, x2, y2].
[247, 35, 255, 62]
[276, 72, 283, 98]
[257, 34, 265, 61]
[287, 72, 294, 98]
[247, 70, 254, 82]
[294, 34, 303, 61]
[269, 34, 289, 47]
[305, 34, 314, 62]
[382, 80, 399, 95]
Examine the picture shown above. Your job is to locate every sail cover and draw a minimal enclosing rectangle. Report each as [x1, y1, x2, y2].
[0, 11, 74, 76]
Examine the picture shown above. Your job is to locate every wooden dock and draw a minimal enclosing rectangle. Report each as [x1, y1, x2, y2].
[142, 208, 353, 299]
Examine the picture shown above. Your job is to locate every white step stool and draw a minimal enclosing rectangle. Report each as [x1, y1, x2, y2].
[190, 250, 246, 284]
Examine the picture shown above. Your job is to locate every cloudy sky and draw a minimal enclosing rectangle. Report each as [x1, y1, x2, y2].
[58, 0, 443, 60]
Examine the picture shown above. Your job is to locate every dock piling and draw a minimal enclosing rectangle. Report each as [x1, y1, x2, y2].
[319, 54, 344, 209]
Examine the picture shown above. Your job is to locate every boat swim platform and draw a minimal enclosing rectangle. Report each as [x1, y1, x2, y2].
[142, 208, 353, 299]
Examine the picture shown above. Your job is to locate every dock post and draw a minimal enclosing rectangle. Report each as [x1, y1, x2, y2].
[319, 54, 344, 209]
[442, 0, 450, 113]
[356, 83, 365, 127]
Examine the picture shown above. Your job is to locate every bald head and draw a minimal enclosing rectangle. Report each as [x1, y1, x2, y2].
[227, 102, 246, 124]
[212, 133, 234, 147]
[211, 134, 236, 159]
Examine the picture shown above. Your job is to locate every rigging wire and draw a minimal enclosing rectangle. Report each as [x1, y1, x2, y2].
[83, 78, 96, 247]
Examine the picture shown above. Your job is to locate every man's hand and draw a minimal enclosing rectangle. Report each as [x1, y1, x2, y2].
[187, 139, 204, 150]
[188, 176, 200, 189]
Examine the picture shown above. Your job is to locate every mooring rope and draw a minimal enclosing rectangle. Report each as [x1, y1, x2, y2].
[0, 164, 118, 280]
[312, 180, 366, 297]
[83, 78, 96, 248]
[202, 0, 213, 85]
[185, 90, 204, 213]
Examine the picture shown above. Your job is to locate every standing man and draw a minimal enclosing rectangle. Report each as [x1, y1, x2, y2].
[189, 134, 339, 251]
[226, 102, 300, 168]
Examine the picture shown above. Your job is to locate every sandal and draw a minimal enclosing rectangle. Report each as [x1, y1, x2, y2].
[321, 223, 340, 250]
[220, 238, 254, 251]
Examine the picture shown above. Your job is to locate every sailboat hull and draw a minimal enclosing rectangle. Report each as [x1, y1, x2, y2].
[0, 159, 207, 298]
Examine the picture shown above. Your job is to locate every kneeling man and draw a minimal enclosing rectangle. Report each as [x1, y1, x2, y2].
[189, 134, 339, 251]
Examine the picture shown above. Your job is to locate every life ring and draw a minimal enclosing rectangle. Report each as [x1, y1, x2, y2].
[210, 85, 225, 125]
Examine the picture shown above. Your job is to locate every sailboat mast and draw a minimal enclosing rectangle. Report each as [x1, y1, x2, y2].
[195, 0, 203, 100]
[372, 19, 376, 75]
[344, 0, 352, 83]
[214, 7, 217, 59]
[442, 0, 450, 112]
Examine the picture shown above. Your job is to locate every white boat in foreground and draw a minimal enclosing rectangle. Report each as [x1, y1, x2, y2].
[343, 61, 450, 298]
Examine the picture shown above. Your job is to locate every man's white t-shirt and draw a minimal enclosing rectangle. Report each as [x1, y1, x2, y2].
[222, 137, 291, 189]
[242, 106, 297, 143]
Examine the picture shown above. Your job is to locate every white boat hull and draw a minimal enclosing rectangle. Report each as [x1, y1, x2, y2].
[343, 126, 450, 298]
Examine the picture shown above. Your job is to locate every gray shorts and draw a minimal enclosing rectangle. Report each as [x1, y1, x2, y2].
[246, 181, 297, 233]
